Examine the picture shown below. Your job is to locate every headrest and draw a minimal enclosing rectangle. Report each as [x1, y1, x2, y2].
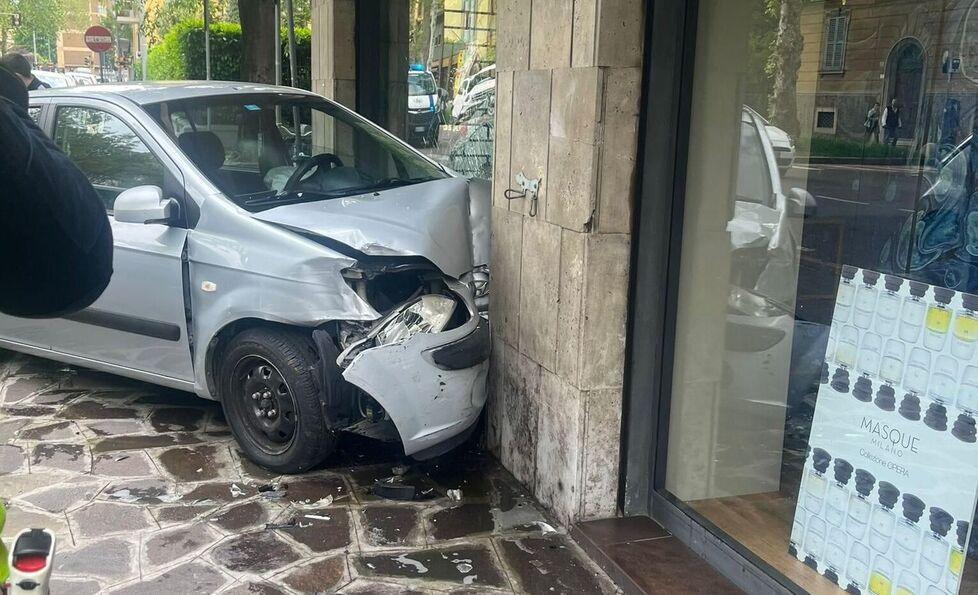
[178, 131, 225, 172]
[0, 66, 28, 111]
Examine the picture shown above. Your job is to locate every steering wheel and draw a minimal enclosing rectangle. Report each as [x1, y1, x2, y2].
[283, 153, 345, 192]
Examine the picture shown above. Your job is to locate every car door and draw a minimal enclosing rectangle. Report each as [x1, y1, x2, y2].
[0, 99, 195, 382]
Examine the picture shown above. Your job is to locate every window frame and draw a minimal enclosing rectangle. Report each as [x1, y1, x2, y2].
[821, 11, 849, 73]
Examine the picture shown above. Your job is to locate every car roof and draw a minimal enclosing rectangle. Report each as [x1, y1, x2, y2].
[30, 81, 320, 105]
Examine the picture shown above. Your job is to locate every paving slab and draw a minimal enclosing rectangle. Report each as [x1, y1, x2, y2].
[496, 535, 614, 594]
[210, 531, 302, 574]
[209, 500, 271, 532]
[182, 481, 255, 504]
[68, 501, 156, 538]
[429, 503, 494, 540]
[54, 537, 137, 581]
[153, 504, 218, 527]
[277, 555, 348, 592]
[157, 444, 229, 481]
[18, 480, 103, 512]
[92, 451, 156, 476]
[18, 420, 80, 440]
[360, 506, 422, 547]
[109, 560, 230, 594]
[0, 444, 26, 474]
[1, 376, 55, 403]
[148, 407, 207, 432]
[49, 578, 103, 595]
[84, 419, 147, 437]
[220, 580, 291, 595]
[143, 522, 223, 569]
[277, 508, 352, 553]
[283, 475, 351, 507]
[92, 432, 203, 453]
[0, 418, 29, 441]
[102, 478, 180, 504]
[30, 442, 88, 473]
[356, 545, 506, 588]
[336, 579, 430, 594]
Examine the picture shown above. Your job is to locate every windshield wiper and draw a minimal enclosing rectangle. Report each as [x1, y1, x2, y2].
[360, 177, 435, 192]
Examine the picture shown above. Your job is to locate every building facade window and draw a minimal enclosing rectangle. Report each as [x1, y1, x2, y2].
[648, 0, 978, 592]
[822, 12, 848, 72]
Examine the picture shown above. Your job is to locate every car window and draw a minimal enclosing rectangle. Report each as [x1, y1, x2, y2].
[27, 106, 41, 124]
[54, 106, 166, 212]
[735, 116, 774, 207]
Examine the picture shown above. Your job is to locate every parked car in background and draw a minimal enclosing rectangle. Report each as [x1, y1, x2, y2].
[32, 70, 73, 88]
[452, 64, 495, 123]
[407, 68, 441, 146]
[67, 71, 98, 86]
[12, 82, 491, 473]
[743, 106, 796, 174]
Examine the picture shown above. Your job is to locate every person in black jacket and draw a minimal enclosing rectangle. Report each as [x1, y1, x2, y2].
[0, 53, 50, 91]
[0, 65, 112, 317]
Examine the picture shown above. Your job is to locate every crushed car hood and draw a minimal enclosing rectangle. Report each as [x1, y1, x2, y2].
[251, 177, 489, 278]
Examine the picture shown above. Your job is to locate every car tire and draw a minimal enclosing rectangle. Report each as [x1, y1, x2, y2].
[218, 327, 336, 473]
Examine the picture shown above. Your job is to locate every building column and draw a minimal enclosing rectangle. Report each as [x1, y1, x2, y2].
[488, 0, 645, 523]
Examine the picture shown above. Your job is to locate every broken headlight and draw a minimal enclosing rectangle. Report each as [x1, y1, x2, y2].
[375, 295, 457, 345]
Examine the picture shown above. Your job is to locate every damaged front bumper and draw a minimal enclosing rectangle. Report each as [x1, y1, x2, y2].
[336, 279, 490, 458]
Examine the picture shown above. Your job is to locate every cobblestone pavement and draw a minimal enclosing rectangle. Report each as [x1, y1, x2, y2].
[0, 350, 620, 594]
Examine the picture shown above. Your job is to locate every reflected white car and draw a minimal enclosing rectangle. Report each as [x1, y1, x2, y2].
[10, 83, 491, 473]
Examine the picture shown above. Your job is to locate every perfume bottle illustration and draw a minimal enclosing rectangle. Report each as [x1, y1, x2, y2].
[896, 570, 920, 595]
[924, 355, 958, 432]
[878, 339, 905, 411]
[924, 287, 955, 351]
[952, 292, 978, 360]
[825, 458, 854, 528]
[804, 448, 832, 515]
[833, 325, 860, 393]
[823, 526, 848, 585]
[835, 265, 858, 325]
[847, 542, 872, 594]
[924, 586, 948, 595]
[876, 275, 905, 336]
[804, 516, 827, 570]
[856, 332, 883, 403]
[893, 493, 925, 568]
[870, 482, 900, 554]
[869, 555, 894, 595]
[945, 521, 968, 592]
[953, 365, 978, 443]
[854, 270, 881, 330]
[919, 507, 954, 583]
[788, 516, 806, 558]
[847, 469, 876, 541]
[900, 281, 930, 343]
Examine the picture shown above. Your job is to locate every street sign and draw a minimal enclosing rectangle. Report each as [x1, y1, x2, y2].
[84, 26, 113, 53]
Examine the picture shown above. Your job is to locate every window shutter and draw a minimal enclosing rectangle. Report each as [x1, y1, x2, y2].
[822, 14, 848, 71]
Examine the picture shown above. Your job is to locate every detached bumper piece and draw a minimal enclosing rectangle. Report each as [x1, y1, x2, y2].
[430, 316, 490, 370]
[8, 528, 55, 595]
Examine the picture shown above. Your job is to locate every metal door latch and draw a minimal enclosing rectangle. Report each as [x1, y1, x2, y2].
[504, 171, 541, 217]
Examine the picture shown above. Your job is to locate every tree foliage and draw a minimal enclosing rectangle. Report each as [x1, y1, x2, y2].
[145, 19, 310, 88]
[0, 0, 88, 63]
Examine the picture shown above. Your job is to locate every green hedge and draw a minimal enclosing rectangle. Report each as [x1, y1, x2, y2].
[145, 20, 311, 89]
[807, 134, 910, 161]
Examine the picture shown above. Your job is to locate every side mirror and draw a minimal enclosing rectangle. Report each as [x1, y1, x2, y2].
[113, 185, 180, 225]
[787, 187, 816, 219]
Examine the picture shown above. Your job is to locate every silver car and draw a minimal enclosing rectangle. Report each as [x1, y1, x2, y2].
[13, 82, 491, 472]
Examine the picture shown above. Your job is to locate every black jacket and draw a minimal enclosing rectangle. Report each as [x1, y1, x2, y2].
[0, 94, 113, 317]
[27, 76, 50, 91]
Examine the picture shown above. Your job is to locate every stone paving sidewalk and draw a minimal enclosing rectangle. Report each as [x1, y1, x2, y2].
[0, 350, 621, 594]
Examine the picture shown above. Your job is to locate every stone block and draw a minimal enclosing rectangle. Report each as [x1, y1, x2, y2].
[580, 234, 630, 390]
[533, 370, 584, 524]
[497, 344, 540, 488]
[486, 335, 508, 454]
[546, 136, 598, 231]
[572, 0, 598, 67]
[492, 71, 515, 211]
[596, 0, 645, 68]
[530, 0, 573, 70]
[595, 68, 641, 235]
[556, 229, 586, 386]
[581, 388, 623, 519]
[517, 218, 561, 371]
[550, 67, 602, 143]
[510, 69, 552, 218]
[497, 0, 531, 71]
[489, 207, 523, 348]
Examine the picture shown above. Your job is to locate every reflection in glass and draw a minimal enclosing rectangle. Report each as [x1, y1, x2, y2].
[905, 348, 931, 396]
[869, 555, 894, 595]
[847, 542, 872, 593]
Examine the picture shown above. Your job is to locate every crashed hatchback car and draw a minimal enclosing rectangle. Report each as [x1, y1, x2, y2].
[7, 82, 491, 472]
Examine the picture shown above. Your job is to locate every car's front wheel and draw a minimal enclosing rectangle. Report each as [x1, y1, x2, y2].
[218, 327, 336, 473]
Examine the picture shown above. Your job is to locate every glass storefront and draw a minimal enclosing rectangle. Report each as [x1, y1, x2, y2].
[663, 0, 978, 592]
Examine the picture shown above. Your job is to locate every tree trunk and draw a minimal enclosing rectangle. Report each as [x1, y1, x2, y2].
[238, 0, 276, 83]
[768, 0, 802, 138]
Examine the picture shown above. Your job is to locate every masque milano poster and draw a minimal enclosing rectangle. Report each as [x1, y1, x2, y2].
[790, 266, 978, 595]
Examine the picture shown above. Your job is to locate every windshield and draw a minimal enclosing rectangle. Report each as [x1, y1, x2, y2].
[408, 73, 437, 96]
[144, 94, 447, 209]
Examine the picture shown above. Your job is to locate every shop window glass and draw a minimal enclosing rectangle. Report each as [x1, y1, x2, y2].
[664, 0, 978, 592]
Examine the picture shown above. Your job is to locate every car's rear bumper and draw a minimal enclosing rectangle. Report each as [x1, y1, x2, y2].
[339, 282, 489, 456]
